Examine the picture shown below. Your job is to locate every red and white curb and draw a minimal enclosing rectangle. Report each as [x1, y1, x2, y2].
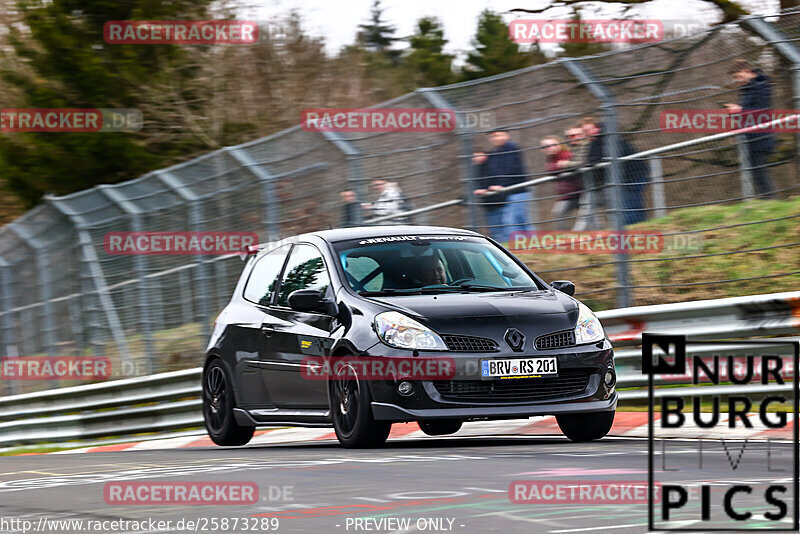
[49, 412, 795, 454]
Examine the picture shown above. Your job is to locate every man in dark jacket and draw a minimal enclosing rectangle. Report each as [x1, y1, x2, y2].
[725, 59, 776, 198]
[472, 129, 533, 242]
[583, 118, 650, 227]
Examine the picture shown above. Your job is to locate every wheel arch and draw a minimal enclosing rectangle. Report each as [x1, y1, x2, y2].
[202, 350, 244, 405]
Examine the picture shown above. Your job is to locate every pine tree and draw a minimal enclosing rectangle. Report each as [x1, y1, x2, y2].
[357, 0, 400, 63]
[463, 10, 547, 80]
[406, 17, 454, 87]
[557, 10, 613, 58]
[0, 0, 211, 206]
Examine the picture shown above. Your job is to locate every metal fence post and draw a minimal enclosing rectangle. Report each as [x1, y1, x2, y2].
[418, 88, 480, 230]
[154, 171, 212, 339]
[226, 147, 282, 240]
[213, 259, 229, 316]
[736, 135, 755, 199]
[583, 167, 599, 229]
[562, 58, 631, 308]
[74, 228, 131, 362]
[49, 192, 133, 363]
[649, 158, 667, 218]
[602, 105, 632, 307]
[75, 239, 103, 355]
[318, 132, 365, 225]
[0, 256, 18, 395]
[97, 186, 156, 372]
[8, 223, 58, 361]
[794, 64, 800, 175]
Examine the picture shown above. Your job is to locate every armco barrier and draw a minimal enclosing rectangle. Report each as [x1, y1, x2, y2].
[0, 291, 798, 447]
[601, 290, 800, 347]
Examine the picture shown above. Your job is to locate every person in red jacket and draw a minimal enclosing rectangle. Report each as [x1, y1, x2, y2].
[542, 135, 582, 230]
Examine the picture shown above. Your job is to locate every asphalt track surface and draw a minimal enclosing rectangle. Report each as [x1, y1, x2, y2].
[0, 435, 796, 534]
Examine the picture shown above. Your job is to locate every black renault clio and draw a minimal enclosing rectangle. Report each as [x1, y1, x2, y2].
[203, 226, 616, 448]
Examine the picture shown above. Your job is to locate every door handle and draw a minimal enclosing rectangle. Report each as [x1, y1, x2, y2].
[261, 326, 275, 338]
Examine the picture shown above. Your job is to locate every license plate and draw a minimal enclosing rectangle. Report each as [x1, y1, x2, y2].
[481, 357, 558, 378]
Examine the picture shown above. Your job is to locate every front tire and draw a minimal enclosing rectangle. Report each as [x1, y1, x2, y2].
[203, 359, 254, 446]
[556, 411, 615, 442]
[329, 361, 391, 448]
[418, 419, 463, 436]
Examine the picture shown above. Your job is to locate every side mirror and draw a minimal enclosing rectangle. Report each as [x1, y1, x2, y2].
[551, 280, 575, 296]
[288, 289, 337, 315]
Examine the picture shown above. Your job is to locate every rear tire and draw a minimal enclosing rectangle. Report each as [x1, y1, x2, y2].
[330, 360, 391, 448]
[418, 419, 463, 436]
[556, 410, 615, 442]
[203, 359, 255, 446]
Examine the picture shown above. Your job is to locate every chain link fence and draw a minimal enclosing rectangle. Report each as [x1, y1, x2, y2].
[1, 10, 800, 394]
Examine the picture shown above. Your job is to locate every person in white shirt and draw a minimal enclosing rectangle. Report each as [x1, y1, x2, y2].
[362, 179, 409, 224]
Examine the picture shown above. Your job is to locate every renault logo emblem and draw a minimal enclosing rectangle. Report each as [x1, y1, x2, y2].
[504, 328, 525, 352]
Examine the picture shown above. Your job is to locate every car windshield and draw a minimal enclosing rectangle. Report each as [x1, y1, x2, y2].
[333, 235, 543, 295]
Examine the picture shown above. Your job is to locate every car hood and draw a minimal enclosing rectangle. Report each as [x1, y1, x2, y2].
[369, 290, 580, 341]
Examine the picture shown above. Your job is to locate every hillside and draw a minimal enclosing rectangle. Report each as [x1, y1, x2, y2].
[518, 196, 800, 311]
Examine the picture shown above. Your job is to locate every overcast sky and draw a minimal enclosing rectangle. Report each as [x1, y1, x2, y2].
[241, 0, 779, 59]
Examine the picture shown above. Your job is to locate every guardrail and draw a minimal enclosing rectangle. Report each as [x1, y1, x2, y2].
[0, 291, 798, 448]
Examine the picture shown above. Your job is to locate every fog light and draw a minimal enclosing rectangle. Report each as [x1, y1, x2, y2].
[604, 369, 616, 387]
[397, 381, 414, 396]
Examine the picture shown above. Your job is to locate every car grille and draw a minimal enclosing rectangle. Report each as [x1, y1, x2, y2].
[442, 335, 500, 352]
[432, 369, 593, 403]
[534, 330, 576, 350]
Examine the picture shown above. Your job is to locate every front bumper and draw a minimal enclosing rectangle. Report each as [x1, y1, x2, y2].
[372, 392, 617, 421]
[365, 341, 616, 422]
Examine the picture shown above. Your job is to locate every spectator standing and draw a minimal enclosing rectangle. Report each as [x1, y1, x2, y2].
[542, 135, 581, 230]
[583, 117, 650, 226]
[472, 129, 533, 242]
[363, 179, 410, 224]
[725, 59, 776, 198]
[339, 190, 359, 227]
[562, 125, 596, 230]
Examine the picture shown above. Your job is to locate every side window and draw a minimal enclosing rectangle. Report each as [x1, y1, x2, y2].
[243, 245, 290, 306]
[344, 256, 383, 291]
[276, 244, 331, 307]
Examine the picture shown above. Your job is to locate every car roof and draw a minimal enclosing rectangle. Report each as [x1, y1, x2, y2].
[248, 226, 486, 260]
[306, 225, 483, 243]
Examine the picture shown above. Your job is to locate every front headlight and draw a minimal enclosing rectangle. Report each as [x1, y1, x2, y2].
[374, 311, 448, 351]
[574, 302, 605, 344]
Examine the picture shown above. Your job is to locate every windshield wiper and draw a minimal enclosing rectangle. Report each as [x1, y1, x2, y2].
[359, 285, 538, 296]
[454, 283, 540, 292]
[358, 289, 401, 296]
[359, 287, 469, 296]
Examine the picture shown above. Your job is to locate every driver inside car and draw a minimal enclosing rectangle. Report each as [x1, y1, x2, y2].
[415, 255, 447, 286]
